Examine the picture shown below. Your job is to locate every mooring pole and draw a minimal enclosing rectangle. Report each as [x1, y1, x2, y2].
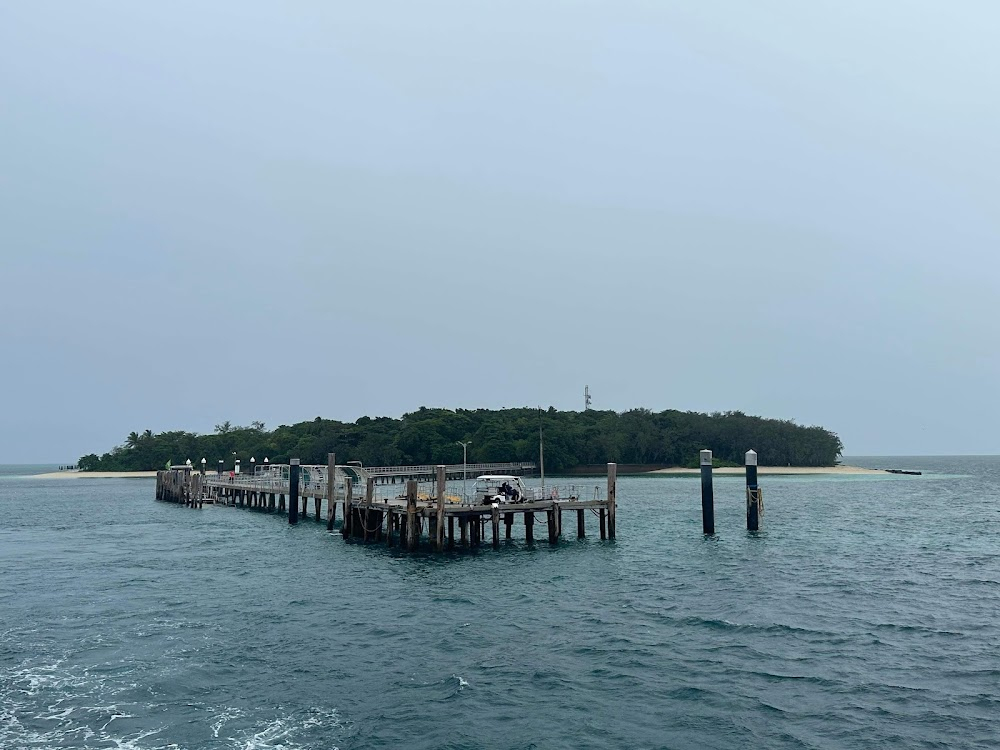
[342, 476, 354, 538]
[746, 449, 763, 531]
[364, 477, 375, 542]
[700, 449, 714, 535]
[607, 462, 617, 540]
[405, 479, 418, 551]
[327, 452, 336, 530]
[436, 465, 447, 551]
[289, 459, 300, 525]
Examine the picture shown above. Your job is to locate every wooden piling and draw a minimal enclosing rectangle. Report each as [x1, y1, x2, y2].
[746, 449, 763, 531]
[599, 508, 606, 540]
[525, 511, 534, 544]
[505, 512, 513, 539]
[577, 508, 585, 538]
[364, 477, 375, 542]
[700, 450, 714, 535]
[436, 465, 446, 552]
[448, 516, 455, 549]
[405, 480, 418, 551]
[288, 460, 300, 524]
[547, 504, 558, 544]
[342, 478, 354, 538]
[491, 505, 500, 549]
[607, 462, 617, 540]
[327, 453, 337, 530]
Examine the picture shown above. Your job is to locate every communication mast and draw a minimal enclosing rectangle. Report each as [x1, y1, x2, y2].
[584, 385, 592, 411]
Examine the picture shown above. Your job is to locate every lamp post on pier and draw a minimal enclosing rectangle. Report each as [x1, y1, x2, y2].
[250, 456, 256, 476]
[457, 441, 472, 502]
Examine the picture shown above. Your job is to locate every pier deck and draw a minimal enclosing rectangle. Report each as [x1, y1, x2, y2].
[156, 458, 617, 550]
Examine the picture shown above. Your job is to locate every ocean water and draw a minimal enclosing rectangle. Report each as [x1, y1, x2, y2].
[1, 457, 998, 749]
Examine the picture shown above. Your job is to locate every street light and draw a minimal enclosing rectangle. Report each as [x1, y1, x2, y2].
[218, 459, 223, 476]
[200, 458, 206, 476]
[233, 451, 240, 475]
[457, 441, 472, 502]
[251, 456, 256, 476]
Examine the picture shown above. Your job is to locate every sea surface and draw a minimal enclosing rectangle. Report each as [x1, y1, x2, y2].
[1, 457, 998, 749]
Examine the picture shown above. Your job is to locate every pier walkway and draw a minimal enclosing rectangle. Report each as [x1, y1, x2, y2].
[156, 457, 617, 550]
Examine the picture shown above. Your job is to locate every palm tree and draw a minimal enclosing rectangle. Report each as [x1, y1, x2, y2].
[125, 431, 140, 449]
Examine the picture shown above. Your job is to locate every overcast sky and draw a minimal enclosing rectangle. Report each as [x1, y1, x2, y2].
[1, 1, 997, 462]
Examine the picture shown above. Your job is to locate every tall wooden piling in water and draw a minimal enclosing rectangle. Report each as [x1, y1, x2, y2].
[607, 462, 617, 539]
[746, 449, 763, 531]
[288, 459, 300, 525]
[436, 465, 446, 551]
[405, 480, 418, 551]
[700, 450, 714, 535]
[326, 453, 337, 530]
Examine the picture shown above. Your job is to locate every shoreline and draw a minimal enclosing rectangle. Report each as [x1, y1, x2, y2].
[28, 470, 159, 479]
[647, 465, 885, 476]
[27, 465, 888, 480]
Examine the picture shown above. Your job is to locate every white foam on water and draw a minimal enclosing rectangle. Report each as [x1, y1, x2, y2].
[227, 707, 344, 750]
[211, 706, 245, 738]
[452, 674, 470, 690]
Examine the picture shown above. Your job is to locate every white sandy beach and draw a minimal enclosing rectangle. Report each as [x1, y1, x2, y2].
[649, 465, 886, 476]
[29, 471, 159, 479]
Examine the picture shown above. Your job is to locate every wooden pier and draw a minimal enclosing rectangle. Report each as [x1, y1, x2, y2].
[156, 458, 616, 550]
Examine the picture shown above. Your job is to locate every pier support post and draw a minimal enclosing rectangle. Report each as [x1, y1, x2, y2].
[279, 494, 285, 512]
[600, 508, 606, 539]
[505, 512, 513, 539]
[342, 478, 354, 538]
[405, 480, 418, 551]
[327, 453, 337, 530]
[364, 478, 375, 542]
[700, 449, 714, 535]
[607, 462, 617, 540]
[436, 465, 446, 551]
[289, 459, 300, 525]
[492, 505, 500, 549]
[314, 497, 321, 522]
[448, 516, 455, 549]
[547, 503, 558, 544]
[577, 508, 585, 538]
[525, 511, 535, 544]
[746, 449, 763, 531]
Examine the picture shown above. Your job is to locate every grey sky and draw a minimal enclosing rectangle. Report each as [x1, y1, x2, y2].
[1, 1, 997, 462]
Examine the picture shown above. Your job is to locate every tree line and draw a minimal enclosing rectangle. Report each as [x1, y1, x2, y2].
[78, 407, 843, 472]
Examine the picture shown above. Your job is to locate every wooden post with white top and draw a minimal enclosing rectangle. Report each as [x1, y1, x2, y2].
[746, 449, 763, 531]
[700, 450, 714, 535]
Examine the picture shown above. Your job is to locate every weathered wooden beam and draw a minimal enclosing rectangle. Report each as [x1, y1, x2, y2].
[327, 452, 337, 530]
[406, 480, 418, 551]
[436, 465, 446, 551]
[289, 459, 300, 525]
[607, 462, 617, 540]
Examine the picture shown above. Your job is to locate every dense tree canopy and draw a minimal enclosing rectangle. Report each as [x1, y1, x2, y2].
[78, 407, 843, 472]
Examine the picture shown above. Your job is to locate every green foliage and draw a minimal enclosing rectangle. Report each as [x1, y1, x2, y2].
[78, 408, 843, 472]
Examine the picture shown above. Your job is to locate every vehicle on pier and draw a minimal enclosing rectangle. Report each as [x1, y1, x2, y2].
[469, 475, 533, 505]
